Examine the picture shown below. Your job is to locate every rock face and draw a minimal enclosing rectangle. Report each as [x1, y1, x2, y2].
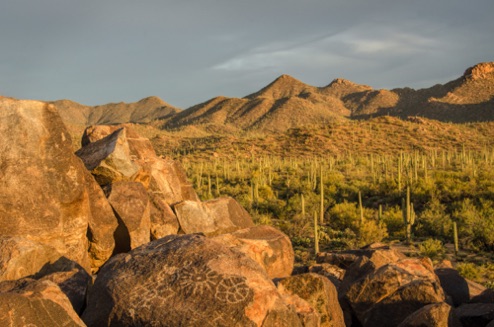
[174, 197, 254, 236]
[213, 225, 293, 279]
[0, 236, 64, 282]
[0, 278, 86, 326]
[0, 98, 117, 272]
[343, 257, 445, 327]
[82, 234, 301, 327]
[278, 273, 345, 327]
[397, 302, 462, 327]
[107, 181, 151, 252]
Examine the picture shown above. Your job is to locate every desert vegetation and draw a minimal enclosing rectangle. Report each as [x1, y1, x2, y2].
[158, 138, 494, 286]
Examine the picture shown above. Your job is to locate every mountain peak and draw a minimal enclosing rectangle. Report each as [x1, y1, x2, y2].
[463, 62, 494, 80]
[245, 74, 314, 100]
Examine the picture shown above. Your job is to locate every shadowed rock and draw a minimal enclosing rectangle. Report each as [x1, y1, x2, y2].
[455, 303, 494, 327]
[148, 192, 180, 239]
[213, 225, 293, 279]
[398, 302, 462, 327]
[0, 279, 86, 326]
[0, 98, 117, 272]
[106, 181, 151, 252]
[435, 267, 470, 306]
[278, 273, 345, 327]
[82, 234, 301, 327]
[343, 257, 446, 327]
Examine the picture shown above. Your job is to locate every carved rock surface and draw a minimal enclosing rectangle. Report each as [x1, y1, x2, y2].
[344, 257, 445, 327]
[107, 181, 151, 252]
[0, 98, 117, 271]
[175, 197, 254, 236]
[82, 234, 300, 327]
[0, 279, 86, 326]
[213, 225, 293, 279]
[397, 302, 462, 327]
[278, 273, 345, 327]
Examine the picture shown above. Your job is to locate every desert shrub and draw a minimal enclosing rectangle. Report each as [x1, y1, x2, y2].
[328, 201, 360, 232]
[358, 220, 388, 247]
[381, 205, 405, 238]
[418, 238, 445, 260]
[416, 198, 452, 239]
[454, 198, 494, 250]
[457, 262, 481, 281]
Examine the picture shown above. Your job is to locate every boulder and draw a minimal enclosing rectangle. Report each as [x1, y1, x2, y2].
[435, 267, 470, 306]
[455, 303, 494, 327]
[281, 292, 320, 327]
[77, 124, 199, 205]
[77, 127, 140, 185]
[148, 192, 180, 239]
[0, 278, 86, 326]
[344, 257, 446, 327]
[39, 267, 92, 315]
[106, 181, 151, 252]
[0, 98, 117, 272]
[213, 225, 294, 279]
[82, 234, 301, 327]
[174, 197, 254, 236]
[308, 264, 345, 288]
[397, 302, 462, 327]
[278, 273, 345, 327]
[0, 236, 65, 281]
[0, 237, 91, 314]
[83, 168, 119, 271]
[472, 289, 494, 304]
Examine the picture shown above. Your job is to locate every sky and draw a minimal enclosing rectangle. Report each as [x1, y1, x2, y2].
[1, 0, 493, 109]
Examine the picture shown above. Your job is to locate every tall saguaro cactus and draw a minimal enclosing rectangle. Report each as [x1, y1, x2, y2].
[314, 211, 319, 255]
[402, 185, 415, 244]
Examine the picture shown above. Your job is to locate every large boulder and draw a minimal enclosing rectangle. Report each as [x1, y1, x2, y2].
[174, 197, 254, 236]
[213, 225, 294, 279]
[0, 278, 86, 326]
[397, 302, 462, 327]
[0, 98, 117, 272]
[343, 257, 446, 327]
[106, 181, 151, 252]
[82, 234, 301, 327]
[435, 267, 470, 306]
[77, 124, 199, 205]
[0, 236, 65, 281]
[278, 273, 345, 327]
[455, 303, 494, 327]
[0, 237, 91, 314]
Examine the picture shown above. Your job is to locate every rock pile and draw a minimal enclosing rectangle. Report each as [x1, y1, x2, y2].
[1, 98, 492, 326]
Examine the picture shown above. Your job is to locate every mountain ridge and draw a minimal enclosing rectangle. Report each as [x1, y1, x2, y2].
[11, 61, 494, 135]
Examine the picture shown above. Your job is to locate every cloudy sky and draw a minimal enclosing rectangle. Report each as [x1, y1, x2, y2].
[1, 0, 493, 108]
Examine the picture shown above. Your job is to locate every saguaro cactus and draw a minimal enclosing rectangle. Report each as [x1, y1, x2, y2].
[453, 221, 459, 256]
[314, 211, 319, 255]
[402, 185, 415, 244]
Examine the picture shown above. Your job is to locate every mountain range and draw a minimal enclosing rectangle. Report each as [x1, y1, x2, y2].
[27, 61, 494, 134]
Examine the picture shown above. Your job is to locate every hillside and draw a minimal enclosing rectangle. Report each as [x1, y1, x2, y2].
[51, 96, 180, 138]
[162, 62, 494, 134]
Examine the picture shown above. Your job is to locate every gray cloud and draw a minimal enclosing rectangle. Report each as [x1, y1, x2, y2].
[1, 0, 493, 108]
